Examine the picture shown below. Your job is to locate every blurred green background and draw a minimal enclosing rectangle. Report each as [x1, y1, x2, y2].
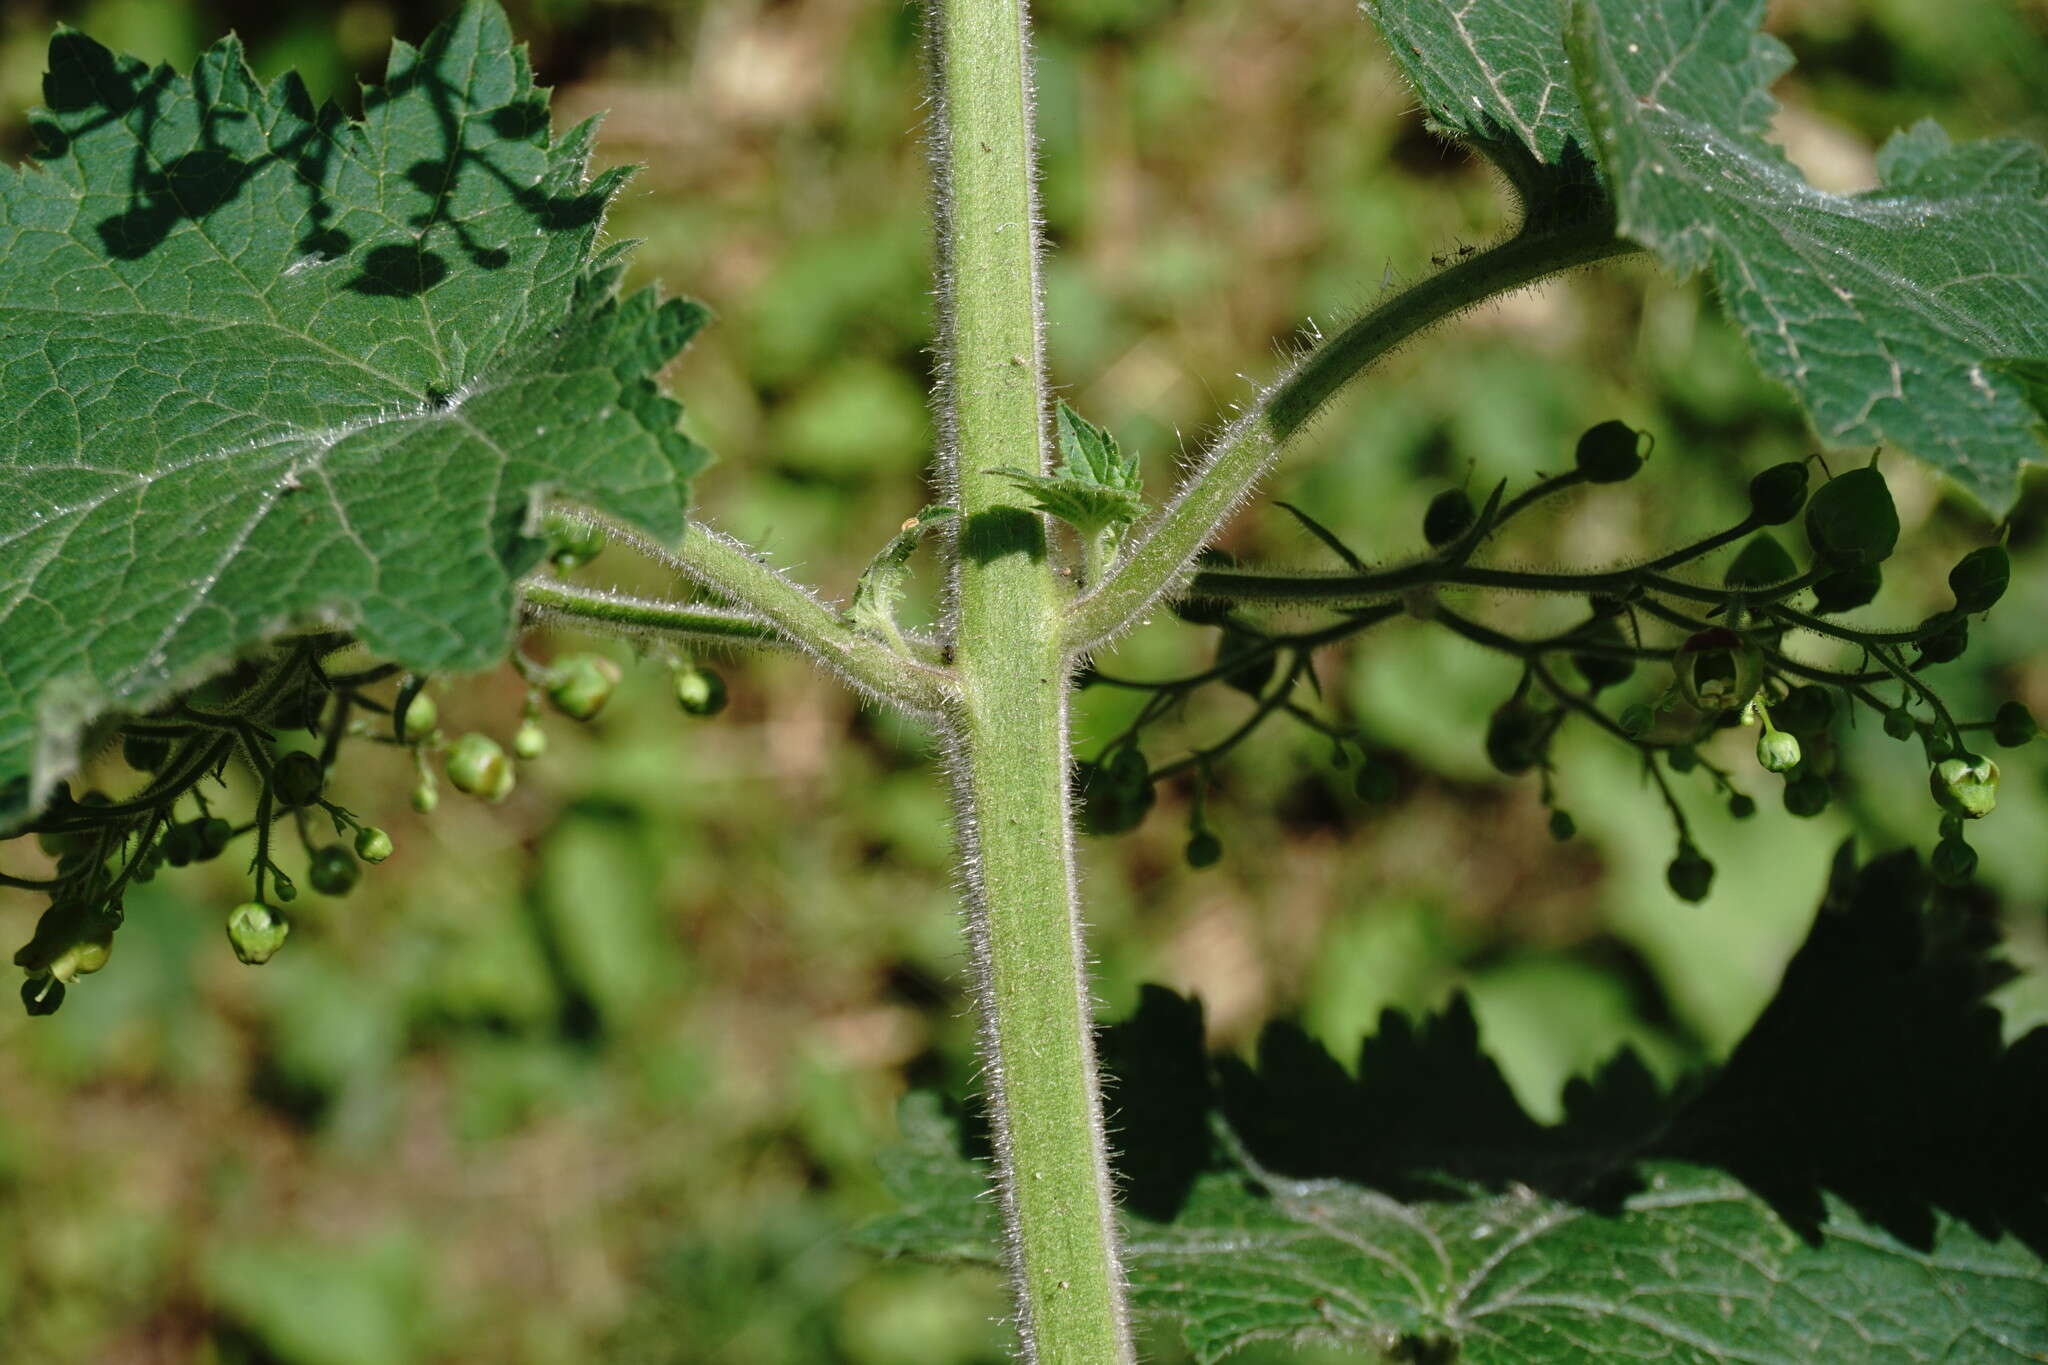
[2, 0, 2046, 1360]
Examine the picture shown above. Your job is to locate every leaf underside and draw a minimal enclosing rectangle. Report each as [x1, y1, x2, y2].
[868, 851, 2048, 1363]
[1365, 0, 2048, 511]
[0, 1, 709, 826]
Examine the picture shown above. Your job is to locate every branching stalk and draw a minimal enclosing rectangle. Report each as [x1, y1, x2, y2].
[1174, 521, 1803, 611]
[561, 512, 955, 713]
[1067, 224, 1637, 653]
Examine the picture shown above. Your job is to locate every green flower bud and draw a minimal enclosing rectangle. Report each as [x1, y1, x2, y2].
[1673, 628, 1763, 713]
[21, 977, 64, 1016]
[226, 902, 290, 966]
[1746, 461, 1809, 525]
[674, 665, 728, 717]
[1666, 845, 1714, 902]
[1783, 770, 1832, 817]
[122, 731, 169, 772]
[547, 517, 608, 571]
[397, 690, 438, 742]
[354, 826, 394, 863]
[1727, 793, 1757, 820]
[1931, 836, 1977, 888]
[1723, 533, 1798, 589]
[1217, 625, 1276, 697]
[1106, 747, 1149, 788]
[15, 903, 115, 983]
[1757, 727, 1802, 773]
[197, 818, 234, 860]
[161, 821, 200, 868]
[1666, 746, 1699, 774]
[411, 778, 439, 814]
[1575, 420, 1645, 483]
[446, 734, 514, 803]
[1548, 809, 1576, 841]
[1184, 831, 1222, 869]
[308, 846, 359, 897]
[1570, 620, 1635, 691]
[1913, 612, 1967, 665]
[513, 720, 547, 761]
[1883, 707, 1917, 741]
[1353, 761, 1398, 805]
[547, 654, 623, 721]
[17, 908, 114, 982]
[1804, 465, 1898, 568]
[1930, 753, 1997, 820]
[271, 751, 325, 808]
[1422, 489, 1475, 548]
[1076, 760, 1154, 836]
[1618, 703, 1654, 738]
[1809, 564, 1881, 615]
[1992, 701, 2037, 749]
[1772, 685, 1834, 737]
[1947, 545, 2009, 614]
[1485, 699, 1551, 775]
[272, 871, 296, 903]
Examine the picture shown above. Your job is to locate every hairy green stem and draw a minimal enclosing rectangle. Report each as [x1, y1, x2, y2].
[1067, 224, 1636, 653]
[519, 579, 788, 650]
[574, 513, 954, 713]
[930, 1, 1131, 1359]
[1765, 601, 1949, 648]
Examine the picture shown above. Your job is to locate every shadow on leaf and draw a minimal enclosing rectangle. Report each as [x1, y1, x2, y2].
[1104, 848, 2048, 1258]
[873, 849, 2048, 1360]
[42, 15, 575, 281]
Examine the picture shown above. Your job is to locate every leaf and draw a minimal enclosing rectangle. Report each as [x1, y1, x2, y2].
[867, 851, 2048, 1363]
[994, 472, 1144, 538]
[0, 2, 710, 827]
[1272, 501, 1366, 572]
[1362, 0, 1608, 229]
[1361, 0, 2048, 511]
[996, 401, 1143, 537]
[1054, 400, 1141, 495]
[849, 505, 956, 643]
[1567, 6, 2048, 512]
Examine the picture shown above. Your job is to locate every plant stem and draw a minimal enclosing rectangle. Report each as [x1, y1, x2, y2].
[930, 1, 1131, 1360]
[1067, 224, 1635, 653]
[580, 513, 954, 713]
[1179, 554, 1746, 609]
[520, 579, 787, 649]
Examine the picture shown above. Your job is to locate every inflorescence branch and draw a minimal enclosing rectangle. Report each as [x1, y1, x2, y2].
[1062, 434, 2032, 903]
